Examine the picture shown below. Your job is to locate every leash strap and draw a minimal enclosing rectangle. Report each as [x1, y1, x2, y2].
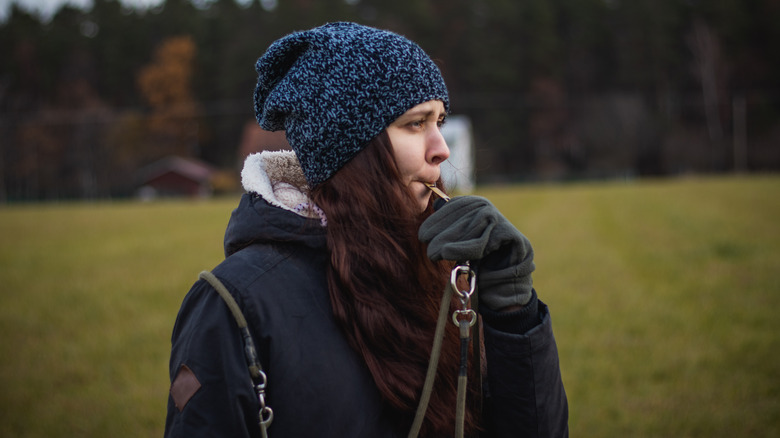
[408, 263, 477, 438]
[455, 318, 471, 438]
[408, 278, 453, 438]
[199, 271, 273, 436]
[452, 263, 477, 438]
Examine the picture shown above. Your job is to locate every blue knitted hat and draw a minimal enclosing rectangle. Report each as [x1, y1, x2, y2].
[254, 22, 449, 187]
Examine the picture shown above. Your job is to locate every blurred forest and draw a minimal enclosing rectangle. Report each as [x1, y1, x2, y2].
[1, 0, 778, 201]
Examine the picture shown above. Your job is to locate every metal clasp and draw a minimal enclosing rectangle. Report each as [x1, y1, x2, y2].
[450, 262, 475, 302]
[254, 370, 273, 427]
[450, 262, 477, 327]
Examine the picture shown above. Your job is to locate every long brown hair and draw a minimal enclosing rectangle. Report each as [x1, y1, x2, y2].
[310, 131, 480, 437]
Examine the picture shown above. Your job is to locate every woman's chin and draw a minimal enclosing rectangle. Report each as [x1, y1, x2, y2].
[418, 193, 433, 212]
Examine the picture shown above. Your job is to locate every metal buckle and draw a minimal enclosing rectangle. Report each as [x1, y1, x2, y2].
[450, 263, 477, 327]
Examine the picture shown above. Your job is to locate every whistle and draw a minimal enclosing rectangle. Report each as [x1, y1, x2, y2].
[424, 182, 450, 202]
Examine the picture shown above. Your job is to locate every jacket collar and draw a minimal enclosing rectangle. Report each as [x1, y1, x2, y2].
[241, 150, 326, 226]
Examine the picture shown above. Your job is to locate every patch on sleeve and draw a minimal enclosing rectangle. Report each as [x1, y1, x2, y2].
[170, 364, 201, 412]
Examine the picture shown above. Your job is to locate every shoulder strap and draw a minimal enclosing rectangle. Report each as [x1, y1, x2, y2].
[407, 281, 454, 438]
[408, 263, 482, 438]
[198, 270, 273, 435]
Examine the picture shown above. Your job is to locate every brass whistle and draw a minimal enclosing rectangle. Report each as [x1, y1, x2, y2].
[424, 183, 450, 202]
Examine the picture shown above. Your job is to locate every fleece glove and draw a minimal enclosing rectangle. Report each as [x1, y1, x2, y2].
[419, 196, 535, 311]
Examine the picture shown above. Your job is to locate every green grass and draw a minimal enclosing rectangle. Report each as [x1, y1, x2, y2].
[0, 199, 234, 437]
[481, 175, 780, 436]
[1, 175, 778, 437]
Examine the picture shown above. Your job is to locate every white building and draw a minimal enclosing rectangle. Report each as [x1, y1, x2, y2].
[440, 115, 475, 194]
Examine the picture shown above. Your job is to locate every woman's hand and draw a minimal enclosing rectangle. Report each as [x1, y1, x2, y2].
[419, 196, 535, 311]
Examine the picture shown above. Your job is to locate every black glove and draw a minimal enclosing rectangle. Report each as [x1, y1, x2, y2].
[419, 196, 535, 311]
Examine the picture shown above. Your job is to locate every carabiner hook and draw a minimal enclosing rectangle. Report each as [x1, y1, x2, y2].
[450, 262, 476, 302]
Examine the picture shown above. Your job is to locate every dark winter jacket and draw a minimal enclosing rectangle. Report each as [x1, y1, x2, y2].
[165, 151, 568, 437]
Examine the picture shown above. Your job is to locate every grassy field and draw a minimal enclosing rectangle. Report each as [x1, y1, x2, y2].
[1, 175, 778, 437]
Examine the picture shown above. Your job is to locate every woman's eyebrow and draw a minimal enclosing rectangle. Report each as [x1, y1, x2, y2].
[399, 109, 442, 120]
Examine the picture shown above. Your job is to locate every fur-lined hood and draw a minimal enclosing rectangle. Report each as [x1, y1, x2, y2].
[223, 150, 327, 257]
[241, 150, 326, 224]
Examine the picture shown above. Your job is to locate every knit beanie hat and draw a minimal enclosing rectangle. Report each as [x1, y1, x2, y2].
[254, 22, 449, 187]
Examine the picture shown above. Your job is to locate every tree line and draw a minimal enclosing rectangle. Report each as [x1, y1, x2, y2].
[1, 0, 778, 200]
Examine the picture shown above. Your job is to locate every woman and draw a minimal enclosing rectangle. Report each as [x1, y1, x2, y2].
[165, 22, 568, 437]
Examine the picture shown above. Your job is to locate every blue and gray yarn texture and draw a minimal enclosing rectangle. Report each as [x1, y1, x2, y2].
[254, 22, 450, 187]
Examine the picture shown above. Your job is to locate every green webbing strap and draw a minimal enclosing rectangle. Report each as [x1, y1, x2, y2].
[199, 271, 265, 377]
[472, 291, 483, 419]
[200, 271, 247, 326]
[455, 318, 471, 438]
[408, 283, 454, 438]
[198, 271, 272, 436]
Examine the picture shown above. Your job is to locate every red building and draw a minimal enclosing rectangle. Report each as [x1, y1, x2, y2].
[135, 156, 214, 199]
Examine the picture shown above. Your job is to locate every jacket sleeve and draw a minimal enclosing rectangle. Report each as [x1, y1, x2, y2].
[165, 278, 263, 438]
[480, 296, 569, 438]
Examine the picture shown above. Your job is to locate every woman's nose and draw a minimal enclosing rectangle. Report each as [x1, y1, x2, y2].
[427, 128, 450, 165]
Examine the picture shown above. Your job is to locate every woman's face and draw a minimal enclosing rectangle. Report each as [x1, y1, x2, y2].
[386, 100, 450, 211]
